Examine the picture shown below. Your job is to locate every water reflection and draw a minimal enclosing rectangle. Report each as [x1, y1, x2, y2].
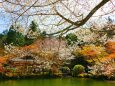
[0, 78, 115, 86]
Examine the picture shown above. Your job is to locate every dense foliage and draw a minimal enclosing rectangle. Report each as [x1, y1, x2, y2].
[60, 67, 70, 75]
[6, 25, 25, 46]
[65, 33, 78, 46]
[72, 65, 85, 77]
[0, 18, 114, 79]
[0, 21, 45, 47]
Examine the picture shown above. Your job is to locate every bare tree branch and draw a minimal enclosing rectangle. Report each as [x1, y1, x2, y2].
[52, 0, 110, 34]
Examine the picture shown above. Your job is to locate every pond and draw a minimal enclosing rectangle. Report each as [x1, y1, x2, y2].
[0, 78, 115, 86]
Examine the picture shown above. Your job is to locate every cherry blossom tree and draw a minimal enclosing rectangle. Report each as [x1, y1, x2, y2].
[0, 0, 114, 35]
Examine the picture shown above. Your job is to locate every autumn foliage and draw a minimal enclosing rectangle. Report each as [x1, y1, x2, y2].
[105, 41, 115, 53]
[73, 45, 107, 60]
[102, 41, 115, 61]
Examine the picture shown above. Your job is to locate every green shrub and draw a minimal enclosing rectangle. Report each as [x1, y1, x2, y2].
[72, 65, 85, 77]
[61, 67, 70, 74]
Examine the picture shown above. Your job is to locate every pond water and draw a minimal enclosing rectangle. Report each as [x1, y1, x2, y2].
[0, 78, 115, 86]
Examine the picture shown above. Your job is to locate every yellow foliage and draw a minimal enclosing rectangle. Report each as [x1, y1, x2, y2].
[37, 51, 54, 60]
[73, 45, 107, 60]
[0, 54, 16, 64]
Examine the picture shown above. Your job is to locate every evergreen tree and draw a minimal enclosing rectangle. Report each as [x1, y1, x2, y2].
[65, 33, 78, 46]
[6, 25, 16, 44]
[30, 21, 38, 32]
[0, 29, 9, 48]
[6, 25, 25, 46]
[25, 21, 40, 45]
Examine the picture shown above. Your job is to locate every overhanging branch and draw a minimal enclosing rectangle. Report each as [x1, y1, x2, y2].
[52, 0, 110, 35]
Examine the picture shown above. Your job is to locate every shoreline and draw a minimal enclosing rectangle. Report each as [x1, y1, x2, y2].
[0, 74, 115, 81]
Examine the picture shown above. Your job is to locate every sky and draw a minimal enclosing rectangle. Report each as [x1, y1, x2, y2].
[0, 0, 115, 33]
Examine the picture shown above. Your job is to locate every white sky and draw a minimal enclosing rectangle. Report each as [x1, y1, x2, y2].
[0, 0, 115, 33]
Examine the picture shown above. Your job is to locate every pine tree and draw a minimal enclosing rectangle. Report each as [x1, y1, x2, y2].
[6, 25, 25, 46]
[30, 21, 38, 32]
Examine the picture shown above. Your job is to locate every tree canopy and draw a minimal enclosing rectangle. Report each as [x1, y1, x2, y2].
[0, 0, 114, 35]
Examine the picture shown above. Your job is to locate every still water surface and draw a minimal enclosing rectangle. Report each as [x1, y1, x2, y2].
[0, 78, 115, 86]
